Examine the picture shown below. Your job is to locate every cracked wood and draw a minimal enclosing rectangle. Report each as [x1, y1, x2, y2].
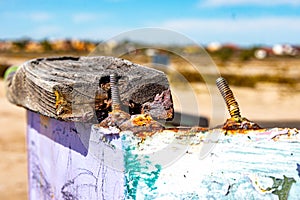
[6, 56, 174, 122]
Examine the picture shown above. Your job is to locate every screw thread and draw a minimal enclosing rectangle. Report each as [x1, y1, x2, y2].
[216, 77, 241, 118]
[110, 74, 121, 111]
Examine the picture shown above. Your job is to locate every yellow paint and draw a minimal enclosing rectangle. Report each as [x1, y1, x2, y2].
[54, 90, 69, 115]
[54, 90, 62, 108]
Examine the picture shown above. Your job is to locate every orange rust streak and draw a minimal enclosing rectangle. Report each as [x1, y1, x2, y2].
[131, 114, 153, 126]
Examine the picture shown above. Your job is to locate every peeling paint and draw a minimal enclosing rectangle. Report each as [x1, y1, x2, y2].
[271, 176, 296, 200]
[122, 132, 161, 199]
[26, 111, 300, 199]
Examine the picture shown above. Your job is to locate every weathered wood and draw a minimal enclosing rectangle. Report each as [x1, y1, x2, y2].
[6, 56, 173, 122]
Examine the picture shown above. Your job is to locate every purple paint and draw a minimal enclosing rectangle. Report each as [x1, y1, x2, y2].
[27, 110, 125, 199]
[27, 111, 90, 156]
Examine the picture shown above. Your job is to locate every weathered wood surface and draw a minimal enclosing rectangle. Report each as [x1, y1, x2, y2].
[6, 56, 173, 123]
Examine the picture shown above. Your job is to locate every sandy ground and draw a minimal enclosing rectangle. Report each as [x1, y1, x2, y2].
[0, 67, 299, 198]
[191, 83, 300, 124]
[0, 80, 27, 199]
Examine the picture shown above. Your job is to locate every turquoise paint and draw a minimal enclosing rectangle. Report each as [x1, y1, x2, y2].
[122, 133, 161, 200]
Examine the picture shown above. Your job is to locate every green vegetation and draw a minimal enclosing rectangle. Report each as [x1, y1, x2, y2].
[238, 47, 258, 61]
[12, 38, 30, 50]
[40, 39, 52, 51]
[210, 47, 235, 62]
[1, 39, 300, 91]
[173, 71, 298, 88]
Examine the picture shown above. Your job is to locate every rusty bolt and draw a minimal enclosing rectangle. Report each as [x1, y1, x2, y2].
[216, 77, 241, 119]
[110, 73, 121, 111]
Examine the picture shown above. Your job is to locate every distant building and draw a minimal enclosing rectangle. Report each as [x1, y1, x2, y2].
[0, 41, 13, 51]
[206, 42, 222, 52]
[71, 40, 86, 51]
[25, 41, 43, 53]
[272, 44, 298, 56]
[254, 49, 268, 59]
[152, 53, 170, 66]
[51, 40, 73, 51]
[86, 43, 96, 52]
[222, 43, 239, 51]
[254, 47, 273, 59]
[70, 40, 96, 52]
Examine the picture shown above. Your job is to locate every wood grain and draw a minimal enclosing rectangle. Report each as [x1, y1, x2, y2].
[6, 56, 173, 122]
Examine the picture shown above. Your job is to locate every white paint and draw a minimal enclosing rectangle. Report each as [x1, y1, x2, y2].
[27, 110, 300, 199]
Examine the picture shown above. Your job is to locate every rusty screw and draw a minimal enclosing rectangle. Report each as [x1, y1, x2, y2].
[216, 77, 241, 119]
[110, 73, 121, 111]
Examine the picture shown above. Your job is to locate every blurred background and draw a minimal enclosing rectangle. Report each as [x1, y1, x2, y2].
[1, 0, 300, 198]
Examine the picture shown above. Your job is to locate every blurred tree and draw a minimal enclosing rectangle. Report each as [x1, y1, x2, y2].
[40, 39, 52, 52]
[215, 47, 234, 62]
[239, 47, 258, 61]
[12, 38, 30, 51]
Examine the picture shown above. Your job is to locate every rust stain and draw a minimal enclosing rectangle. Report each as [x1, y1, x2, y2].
[222, 117, 261, 134]
[216, 77, 262, 132]
[54, 90, 71, 116]
[97, 77, 276, 138]
[131, 114, 153, 126]
[120, 113, 165, 139]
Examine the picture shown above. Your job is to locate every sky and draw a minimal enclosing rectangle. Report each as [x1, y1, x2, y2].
[1, 0, 300, 46]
